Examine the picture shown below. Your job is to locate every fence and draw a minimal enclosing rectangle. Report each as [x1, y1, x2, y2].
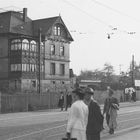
[0, 90, 140, 113]
[0, 92, 59, 113]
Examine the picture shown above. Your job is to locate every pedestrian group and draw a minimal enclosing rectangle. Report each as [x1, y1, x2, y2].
[64, 87, 119, 140]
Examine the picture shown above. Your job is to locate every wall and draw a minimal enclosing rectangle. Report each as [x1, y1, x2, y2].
[0, 37, 8, 78]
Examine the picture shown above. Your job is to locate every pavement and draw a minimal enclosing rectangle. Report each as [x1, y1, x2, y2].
[103, 127, 140, 140]
[44, 100, 140, 113]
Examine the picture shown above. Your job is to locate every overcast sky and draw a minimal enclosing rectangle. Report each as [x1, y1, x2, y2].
[1, 0, 140, 75]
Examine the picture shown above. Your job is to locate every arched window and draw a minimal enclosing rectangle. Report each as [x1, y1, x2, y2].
[22, 39, 29, 50]
[30, 40, 37, 52]
[11, 39, 21, 50]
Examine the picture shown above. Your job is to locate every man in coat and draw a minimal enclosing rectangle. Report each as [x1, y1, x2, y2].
[84, 87, 104, 140]
[103, 88, 119, 134]
[65, 92, 72, 111]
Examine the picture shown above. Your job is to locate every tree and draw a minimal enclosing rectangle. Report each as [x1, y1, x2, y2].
[102, 63, 114, 83]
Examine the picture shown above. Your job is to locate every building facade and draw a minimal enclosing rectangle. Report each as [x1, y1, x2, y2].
[0, 8, 73, 93]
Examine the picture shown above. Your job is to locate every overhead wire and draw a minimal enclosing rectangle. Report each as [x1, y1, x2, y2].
[90, 0, 140, 23]
[62, 0, 114, 29]
[62, 0, 136, 38]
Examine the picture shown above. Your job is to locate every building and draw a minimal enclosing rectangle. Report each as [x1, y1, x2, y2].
[79, 80, 102, 89]
[0, 8, 73, 93]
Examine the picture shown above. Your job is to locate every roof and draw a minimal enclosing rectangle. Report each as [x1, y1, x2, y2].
[33, 16, 73, 41]
[0, 10, 73, 41]
[33, 16, 58, 36]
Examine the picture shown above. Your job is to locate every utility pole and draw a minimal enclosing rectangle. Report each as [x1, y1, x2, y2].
[37, 28, 41, 94]
[131, 54, 134, 87]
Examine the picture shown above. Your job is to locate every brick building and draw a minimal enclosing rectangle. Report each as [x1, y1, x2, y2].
[0, 8, 73, 93]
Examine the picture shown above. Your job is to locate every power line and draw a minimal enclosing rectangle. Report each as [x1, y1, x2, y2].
[62, 0, 136, 38]
[62, 0, 114, 29]
[90, 0, 140, 23]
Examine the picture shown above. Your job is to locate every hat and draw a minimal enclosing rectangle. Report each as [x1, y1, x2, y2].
[84, 87, 94, 95]
[72, 88, 83, 94]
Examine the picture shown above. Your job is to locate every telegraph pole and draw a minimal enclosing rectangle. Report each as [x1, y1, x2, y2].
[131, 54, 134, 87]
[38, 28, 41, 94]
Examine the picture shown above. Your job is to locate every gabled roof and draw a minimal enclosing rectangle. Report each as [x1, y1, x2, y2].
[33, 16, 73, 41]
[32, 16, 58, 36]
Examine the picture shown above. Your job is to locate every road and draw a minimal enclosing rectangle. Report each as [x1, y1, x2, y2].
[0, 103, 140, 140]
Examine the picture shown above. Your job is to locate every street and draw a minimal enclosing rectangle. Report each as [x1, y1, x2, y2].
[0, 102, 140, 140]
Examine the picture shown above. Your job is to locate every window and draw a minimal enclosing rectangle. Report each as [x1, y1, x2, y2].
[50, 44, 55, 55]
[60, 46, 64, 56]
[11, 39, 21, 50]
[50, 63, 55, 75]
[30, 40, 37, 52]
[26, 64, 30, 72]
[22, 39, 29, 50]
[31, 80, 36, 87]
[22, 64, 26, 71]
[40, 42, 44, 53]
[58, 27, 61, 35]
[10, 64, 21, 71]
[60, 64, 65, 75]
[54, 26, 57, 35]
[30, 64, 35, 72]
[53, 26, 61, 36]
[52, 81, 56, 84]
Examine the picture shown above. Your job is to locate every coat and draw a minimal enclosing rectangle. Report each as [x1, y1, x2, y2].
[67, 100, 88, 140]
[58, 95, 64, 107]
[86, 100, 104, 135]
[103, 96, 119, 129]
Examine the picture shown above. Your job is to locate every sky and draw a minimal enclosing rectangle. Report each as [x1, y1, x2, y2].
[1, 0, 140, 75]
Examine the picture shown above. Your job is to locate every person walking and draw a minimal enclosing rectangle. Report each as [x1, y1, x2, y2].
[66, 88, 88, 140]
[103, 88, 119, 134]
[65, 92, 72, 111]
[58, 92, 64, 111]
[84, 87, 104, 140]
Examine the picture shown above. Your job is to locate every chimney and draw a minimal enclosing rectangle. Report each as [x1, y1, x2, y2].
[23, 8, 27, 22]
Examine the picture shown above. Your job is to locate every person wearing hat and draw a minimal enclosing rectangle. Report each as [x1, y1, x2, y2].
[66, 88, 88, 140]
[103, 88, 119, 134]
[84, 87, 104, 140]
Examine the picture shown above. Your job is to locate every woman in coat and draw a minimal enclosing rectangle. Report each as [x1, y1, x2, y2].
[66, 88, 88, 140]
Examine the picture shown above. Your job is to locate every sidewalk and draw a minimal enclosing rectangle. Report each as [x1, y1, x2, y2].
[104, 127, 140, 140]
[100, 100, 140, 110]
[38, 100, 140, 113]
